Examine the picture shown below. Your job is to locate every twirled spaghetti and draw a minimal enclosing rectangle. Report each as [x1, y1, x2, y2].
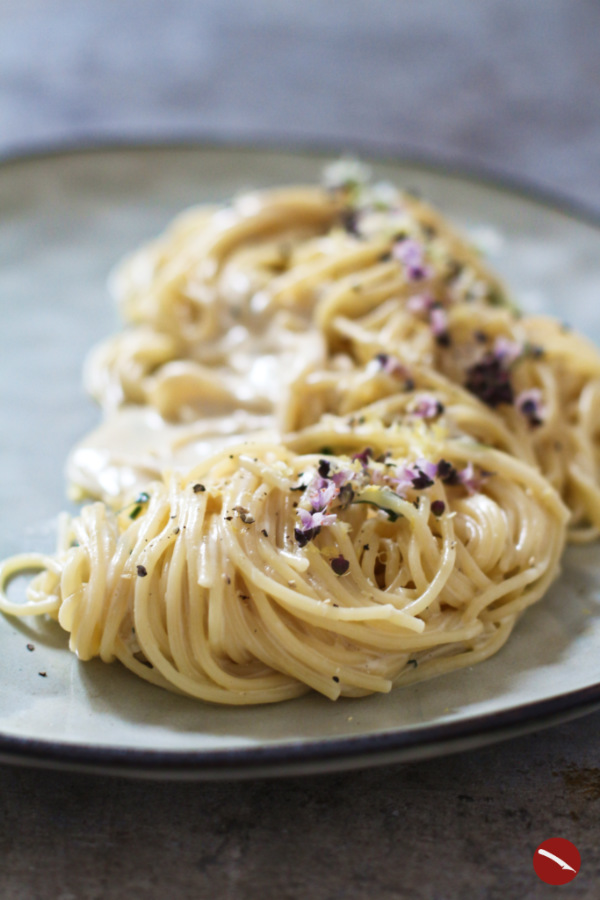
[0, 437, 568, 703]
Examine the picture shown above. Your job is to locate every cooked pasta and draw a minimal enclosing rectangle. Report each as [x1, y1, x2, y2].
[75, 161, 600, 537]
[0, 437, 568, 703]
[1, 159, 597, 704]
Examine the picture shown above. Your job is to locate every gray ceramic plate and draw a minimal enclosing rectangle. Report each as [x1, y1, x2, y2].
[1, 143, 600, 780]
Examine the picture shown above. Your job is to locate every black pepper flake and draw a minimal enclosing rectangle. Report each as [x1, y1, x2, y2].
[26, 643, 35, 652]
[38, 671, 47, 678]
[363, 544, 370, 551]
[261, 529, 269, 537]
[319, 446, 334, 455]
[224, 516, 233, 521]
[465, 355, 514, 407]
[233, 506, 255, 524]
[474, 330, 488, 344]
[435, 332, 452, 348]
[332, 676, 340, 683]
[193, 483, 206, 493]
[407, 659, 418, 669]
[318, 459, 331, 478]
[431, 500, 446, 517]
[136, 565, 148, 577]
[331, 555, 350, 576]
[173, 527, 180, 535]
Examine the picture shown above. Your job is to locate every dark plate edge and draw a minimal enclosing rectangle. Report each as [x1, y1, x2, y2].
[1, 135, 600, 778]
[0, 684, 599, 780]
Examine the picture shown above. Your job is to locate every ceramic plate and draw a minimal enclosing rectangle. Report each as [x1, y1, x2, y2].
[1, 143, 599, 779]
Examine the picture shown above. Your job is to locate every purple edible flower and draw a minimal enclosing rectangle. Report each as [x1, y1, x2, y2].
[493, 337, 522, 366]
[306, 475, 339, 512]
[391, 459, 437, 493]
[352, 447, 373, 467]
[429, 306, 448, 338]
[431, 500, 445, 517]
[516, 388, 545, 428]
[465, 354, 514, 407]
[392, 238, 431, 281]
[412, 395, 444, 419]
[457, 462, 482, 494]
[331, 554, 350, 576]
[389, 465, 417, 494]
[374, 353, 411, 380]
[406, 293, 436, 316]
[415, 458, 439, 481]
[330, 468, 354, 487]
[295, 507, 337, 547]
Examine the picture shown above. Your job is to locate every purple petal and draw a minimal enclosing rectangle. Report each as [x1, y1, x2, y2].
[415, 458, 438, 480]
[429, 306, 448, 337]
[407, 293, 435, 315]
[493, 337, 522, 366]
[412, 395, 443, 419]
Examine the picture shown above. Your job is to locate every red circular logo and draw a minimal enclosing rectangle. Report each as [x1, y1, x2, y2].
[533, 838, 581, 885]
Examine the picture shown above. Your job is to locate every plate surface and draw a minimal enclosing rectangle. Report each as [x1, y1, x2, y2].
[1, 143, 600, 779]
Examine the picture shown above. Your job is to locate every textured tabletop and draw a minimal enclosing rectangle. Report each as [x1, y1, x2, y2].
[1, 2, 599, 898]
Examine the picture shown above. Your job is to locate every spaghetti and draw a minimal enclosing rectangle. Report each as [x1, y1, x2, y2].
[1, 160, 597, 703]
[0, 437, 568, 703]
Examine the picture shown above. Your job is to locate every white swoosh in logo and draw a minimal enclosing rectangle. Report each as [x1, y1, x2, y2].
[537, 849, 577, 872]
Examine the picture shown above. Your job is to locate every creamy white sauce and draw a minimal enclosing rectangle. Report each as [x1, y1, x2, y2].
[68, 406, 278, 504]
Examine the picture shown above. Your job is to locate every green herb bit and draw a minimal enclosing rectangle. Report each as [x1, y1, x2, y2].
[353, 486, 411, 522]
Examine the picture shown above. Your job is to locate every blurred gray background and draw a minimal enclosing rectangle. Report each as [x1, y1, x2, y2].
[2, 0, 600, 207]
[1, 2, 600, 898]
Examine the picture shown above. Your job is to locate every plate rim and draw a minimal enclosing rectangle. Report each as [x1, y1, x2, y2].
[0, 684, 599, 779]
[2, 137, 600, 778]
